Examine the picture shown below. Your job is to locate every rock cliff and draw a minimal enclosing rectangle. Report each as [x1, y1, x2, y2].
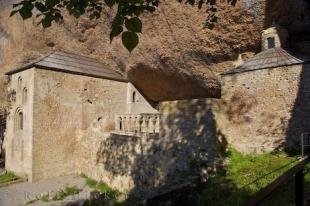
[0, 0, 309, 106]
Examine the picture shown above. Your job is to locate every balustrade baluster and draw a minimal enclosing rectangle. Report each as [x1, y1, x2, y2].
[114, 114, 160, 134]
[155, 115, 160, 133]
[138, 115, 143, 133]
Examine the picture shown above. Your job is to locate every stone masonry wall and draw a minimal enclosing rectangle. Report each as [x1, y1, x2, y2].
[126, 83, 158, 114]
[75, 99, 226, 198]
[5, 68, 34, 180]
[75, 131, 157, 196]
[159, 99, 226, 170]
[32, 69, 127, 181]
[214, 63, 310, 153]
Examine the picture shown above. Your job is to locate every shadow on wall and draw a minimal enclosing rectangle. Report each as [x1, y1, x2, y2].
[94, 0, 310, 204]
[264, 0, 310, 48]
[264, 0, 310, 152]
[284, 0, 310, 151]
[96, 99, 229, 201]
[285, 63, 310, 153]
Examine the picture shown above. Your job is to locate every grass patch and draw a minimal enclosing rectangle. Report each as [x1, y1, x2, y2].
[86, 177, 98, 188]
[0, 171, 19, 184]
[25, 199, 37, 205]
[196, 149, 299, 206]
[26, 186, 80, 204]
[259, 163, 310, 206]
[40, 194, 50, 202]
[227, 149, 298, 191]
[82, 175, 121, 201]
[52, 186, 80, 201]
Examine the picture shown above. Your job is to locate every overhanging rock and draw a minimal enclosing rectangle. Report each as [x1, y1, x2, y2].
[127, 63, 221, 102]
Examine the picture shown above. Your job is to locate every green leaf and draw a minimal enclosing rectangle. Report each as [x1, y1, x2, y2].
[41, 14, 53, 28]
[17, 1, 34, 20]
[110, 25, 123, 42]
[35, 2, 47, 12]
[45, 0, 57, 8]
[10, 10, 19, 17]
[198, 0, 203, 9]
[112, 15, 124, 26]
[19, 7, 33, 19]
[122, 31, 139, 52]
[12, 3, 22, 8]
[54, 12, 63, 22]
[125, 17, 142, 33]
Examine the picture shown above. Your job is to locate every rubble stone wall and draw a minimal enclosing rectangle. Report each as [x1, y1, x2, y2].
[214, 63, 310, 153]
[5, 68, 34, 180]
[75, 99, 226, 197]
[31, 69, 127, 181]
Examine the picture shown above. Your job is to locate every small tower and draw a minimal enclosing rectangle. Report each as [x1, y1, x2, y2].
[261, 24, 289, 50]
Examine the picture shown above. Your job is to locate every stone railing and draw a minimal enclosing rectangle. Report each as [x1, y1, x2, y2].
[115, 113, 160, 134]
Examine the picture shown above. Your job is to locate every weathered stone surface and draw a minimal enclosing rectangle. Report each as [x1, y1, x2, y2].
[5, 68, 34, 179]
[211, 24, 310, 154]
[213, 63, 310, 153]
[31, 69, 129, 181]
[126, 83, 159, 114]
[75, 99, 225, 197]
[0, 0, 264, 102]
[5, 68, 128, 180]
[128, 64, 221, 101]
[1, 0, 310, 193]
[5, 64, 158, 182]
[0, 0, 309, 103]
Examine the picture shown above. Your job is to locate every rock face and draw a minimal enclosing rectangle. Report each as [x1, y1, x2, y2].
[1, 0, 308, 103]
[127, 63, 221, 101]
[0, 0, 265, 104]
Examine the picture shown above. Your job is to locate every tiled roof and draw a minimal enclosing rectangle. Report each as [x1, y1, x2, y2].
[223, 48, 305, 75]
[6, 51, 127, 82]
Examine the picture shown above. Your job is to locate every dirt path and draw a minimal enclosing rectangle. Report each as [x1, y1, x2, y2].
[0, 175, 91, 206]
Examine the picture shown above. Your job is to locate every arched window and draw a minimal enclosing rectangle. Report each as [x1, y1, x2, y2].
[17, 77, 22, 92]
[22, 87, 27, 104]
[15, 111, 23, 130]
[18, 112, 23, 130]
[132, 91, 136, 103]
[119, 118, 123, 130]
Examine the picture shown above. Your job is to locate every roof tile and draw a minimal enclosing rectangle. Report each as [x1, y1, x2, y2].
[223, 48, 304, 75]
[6, 51, 127, 82]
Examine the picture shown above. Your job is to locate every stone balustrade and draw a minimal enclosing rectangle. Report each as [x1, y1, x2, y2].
[115, 113, 160, 134]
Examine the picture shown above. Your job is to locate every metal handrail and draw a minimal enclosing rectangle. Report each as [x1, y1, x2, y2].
[242, 156, 310, 206]
[301, 133, 310, 157]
